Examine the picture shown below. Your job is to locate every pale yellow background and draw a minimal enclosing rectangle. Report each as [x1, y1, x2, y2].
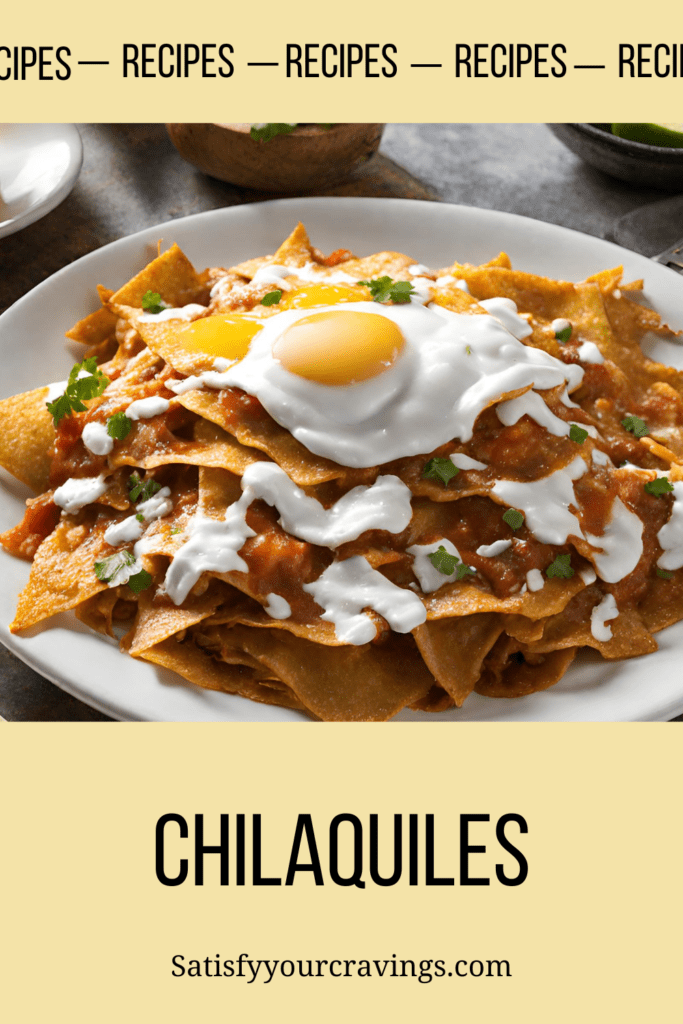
[3, 2, 683, 1019]
[3, 0, 682, 120]
[1, 724, 680, 1021]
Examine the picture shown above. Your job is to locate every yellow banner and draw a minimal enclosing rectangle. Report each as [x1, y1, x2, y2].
[3, 0, 683, 120]
[1, 724, 680, 1021]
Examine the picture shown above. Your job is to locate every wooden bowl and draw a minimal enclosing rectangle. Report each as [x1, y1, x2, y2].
[166, 123, 385, 192]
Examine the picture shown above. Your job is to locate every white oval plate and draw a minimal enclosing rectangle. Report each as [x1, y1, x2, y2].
[0, 124, 83, 240]
[2, 196, 683, 722]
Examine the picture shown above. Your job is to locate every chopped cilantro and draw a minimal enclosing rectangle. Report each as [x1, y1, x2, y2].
[466, 345, 472, 355]
[261, 290, 282, 306]
[546, 553, 575, 579]
[644, 476, 674, 497]
[250, 123, 298, 142]
[621, 414, 649, 438]
[95, 550, 152, 594]
[141, 290, 165, 314]
[656, 567, 674, 580]
[46, 357, 110, 426]
[428, 545, 458, 575]
[170, 526, 182, 535]
[127, 568, 153, 595]
[107, 411, 133, 440]
[128, 472, 161, 503]
[94, 549, 136, 583]
[455, 561, 477, 581]
[358, 276, 416, 304]
[422, 457, 459, 487]
[555, 323, 572, 343]
[136, 513, 144, 523]
[427, 545, 475, 580]
[569, 423, 588, 444]
[502, 508, 525, 531]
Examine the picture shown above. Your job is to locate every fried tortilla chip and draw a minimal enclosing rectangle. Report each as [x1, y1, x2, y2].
[413, 614, 503, 706]
[0, 388, 54, 492]
[215, 626, 435, 721]
[109, 244, 208, 309]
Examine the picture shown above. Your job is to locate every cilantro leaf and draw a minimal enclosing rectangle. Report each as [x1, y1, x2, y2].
[250, 123, 298, 142]
[502, 508, 525, 531]
[569, 423, 588, 444]
[422, 457, 459, 487]
[107, 412, 133, 440]
[47, 394, 74, 425]
[428, 545, 458, 575]
[621, 414, 649, 438]
[555, 323, 572, 343]
[358, 277, 416, 304]
[262, 290, 282, 306]
[141, 290, 165, 314]
[455, 561, 476, 581]
[426, 546, 475, 580]
[136, 513, 144, 523]
[94, 549, 136, 583]
[545, 553, 575, 579]
[644, 476, 674, 497]
[127, 569, 153, 595]
[656, 567, 674, 580]
[128, 472, 161, 503]
[46, 357, 110, 426]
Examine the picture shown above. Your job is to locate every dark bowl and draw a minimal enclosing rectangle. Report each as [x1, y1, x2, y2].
[548, 123, 683, 191]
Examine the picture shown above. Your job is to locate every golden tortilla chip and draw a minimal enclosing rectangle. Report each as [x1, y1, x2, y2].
[109, 244, 208, 309]
[413, 614, 503, 706]
[0, 388, 54, 492]
[10, 516, 109, 631]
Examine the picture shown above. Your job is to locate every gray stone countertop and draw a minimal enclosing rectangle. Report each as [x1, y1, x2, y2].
[1, 123, 681, 721]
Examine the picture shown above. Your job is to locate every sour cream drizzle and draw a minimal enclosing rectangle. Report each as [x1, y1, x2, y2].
[303, 556, 427, 645]
[125, 397, 170, 420]
[656, 480, 683, 570]
[163, 464, 413, 606]
[103, 487, 173, 547]
[476, 539, 512, 558]
[241, 463, 412, 549]
[479, 298, 532, 340]
[82, 421, 114, 456]
[492, 456, 587, 545]
[54, 474, 109, 513]
[591, 593, 618, 641]
[577, 341, 604, 365]
[407, 538, 462, 594]
[526, 568, 544, 592]
[497, 390, 571, 437]
[450, 453, 488, 471]
[138, 303, 206, 323]
[264, 593, 292, 619]
[585, 497, 643, 583]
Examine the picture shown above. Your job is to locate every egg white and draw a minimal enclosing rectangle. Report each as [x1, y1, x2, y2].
[219, 301, 584, 469]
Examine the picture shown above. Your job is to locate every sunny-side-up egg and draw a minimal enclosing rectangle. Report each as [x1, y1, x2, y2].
[172, 281, 584, 468]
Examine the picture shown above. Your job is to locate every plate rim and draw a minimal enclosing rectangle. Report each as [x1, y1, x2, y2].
[0, 123, 83, 240]
[2, 194, 683, 723]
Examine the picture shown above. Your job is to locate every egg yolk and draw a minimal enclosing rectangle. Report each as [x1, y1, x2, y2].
[272, 310, 405, 386]
[180, 314, 262, 361]
[280, 284, 370, 309]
